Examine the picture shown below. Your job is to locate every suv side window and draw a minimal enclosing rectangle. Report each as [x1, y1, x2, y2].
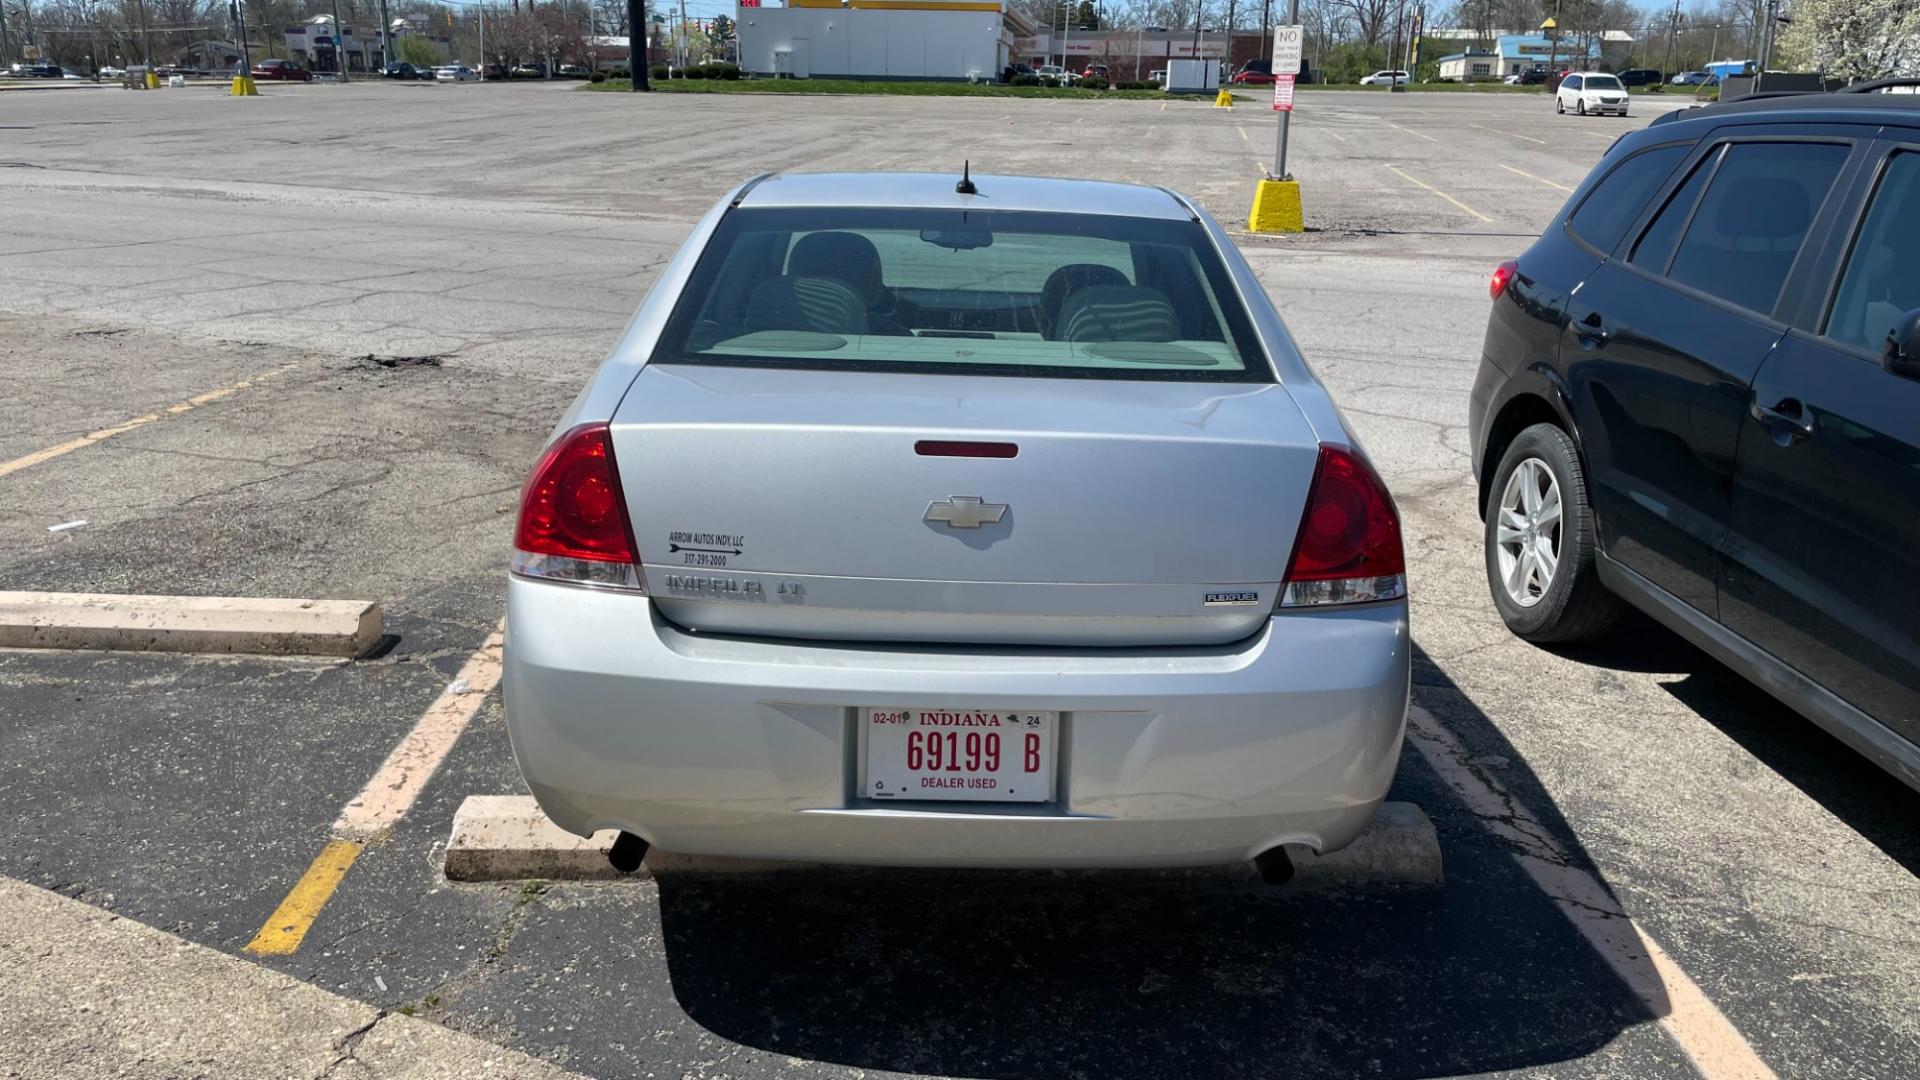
[1825, 151, 1920, 353]
[1630, 147, 1718, 271]
[1566, 143, 1690, 253]
[1663, 141, 1850, 316]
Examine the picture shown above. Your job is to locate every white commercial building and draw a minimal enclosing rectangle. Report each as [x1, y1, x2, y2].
[736, 0, 1034, 81]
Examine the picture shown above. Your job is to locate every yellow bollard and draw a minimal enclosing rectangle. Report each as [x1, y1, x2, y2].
[230, 75, 259, 96]
[1214, 87, 1234, 108]
[144, 71, 160, 89]
[1247, 178, 1305, 234]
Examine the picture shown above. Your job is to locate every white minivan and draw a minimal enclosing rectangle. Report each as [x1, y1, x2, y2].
[1359, 70, 1408, 86]
[1556, 72, 1630, 116]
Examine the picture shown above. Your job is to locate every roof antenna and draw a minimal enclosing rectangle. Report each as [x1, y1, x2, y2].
[955, 160, 977, 196]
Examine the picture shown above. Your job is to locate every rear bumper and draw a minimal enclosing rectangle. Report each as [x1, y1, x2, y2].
[503, 578, 1410, 868]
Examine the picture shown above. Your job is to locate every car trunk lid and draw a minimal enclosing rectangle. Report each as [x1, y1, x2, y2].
[610, 363, 1322, 646]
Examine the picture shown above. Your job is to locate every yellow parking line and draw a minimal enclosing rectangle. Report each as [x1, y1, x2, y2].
[1387, 165, 1493, 222]
[1500, 163, 1575, 192]
[242, 623, 505, 956]
[0, 363, 298, 480]
[1388, 123, 1440, 144]
[243, 840, 362, 956]
[1472, 122, 1546, 145]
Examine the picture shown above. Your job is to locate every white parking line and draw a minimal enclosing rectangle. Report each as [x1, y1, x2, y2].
[244, 622, 505, 955]
[1407, 707, 1778, 1080]
[1500, 163, 1575, 192]
[334, 624, 506, 840]
[1386, 165, 1493, 222]
[1387, 123, 1440, 144]
[1472, 122, 1547, 145]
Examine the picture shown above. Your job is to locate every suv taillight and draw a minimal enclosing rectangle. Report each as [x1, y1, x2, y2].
[1490, 259, 1518, 301]
[511, 422, 646, 591]
[1280, 446, 1406, 607]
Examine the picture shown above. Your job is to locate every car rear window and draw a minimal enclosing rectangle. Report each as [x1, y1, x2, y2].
[651, 207, 1271, 382]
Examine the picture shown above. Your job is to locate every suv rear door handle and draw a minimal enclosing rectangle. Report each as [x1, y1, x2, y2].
[1572, 310, 1609, 347]
[1751, 396, 1815, 444]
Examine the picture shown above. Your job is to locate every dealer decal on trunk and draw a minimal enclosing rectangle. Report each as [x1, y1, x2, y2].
[667, 530, 744, 567]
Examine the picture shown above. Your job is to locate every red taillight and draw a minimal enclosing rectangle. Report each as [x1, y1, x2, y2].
[512, 423, 644, 590]
[1280, 446, 1406, 607]
[1489, 259, 1519, 301]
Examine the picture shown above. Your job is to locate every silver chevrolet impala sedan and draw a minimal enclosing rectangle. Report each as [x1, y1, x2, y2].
[503, 171, 1410, 881]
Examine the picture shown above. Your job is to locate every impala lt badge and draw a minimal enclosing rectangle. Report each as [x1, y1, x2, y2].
[924, 496, 1008, 530]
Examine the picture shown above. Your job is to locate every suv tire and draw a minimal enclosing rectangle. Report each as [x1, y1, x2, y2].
[1484, 423, 1622, 643]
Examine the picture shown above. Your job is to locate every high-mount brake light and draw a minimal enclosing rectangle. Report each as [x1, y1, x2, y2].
[511, 423, 646, 591]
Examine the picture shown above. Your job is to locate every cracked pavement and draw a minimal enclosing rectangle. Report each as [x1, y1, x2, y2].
[0, 83, 1915, 1079]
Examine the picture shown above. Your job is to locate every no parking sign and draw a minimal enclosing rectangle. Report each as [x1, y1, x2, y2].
[1271, 25, 1302, 112]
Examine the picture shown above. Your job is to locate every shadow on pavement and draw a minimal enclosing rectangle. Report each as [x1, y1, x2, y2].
[1554, 611, 1920, 878]
[653, 651, 1670, 1080]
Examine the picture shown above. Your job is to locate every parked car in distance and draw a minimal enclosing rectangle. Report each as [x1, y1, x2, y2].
[1148, 68, 1167, 85]
[1081, 63, 1109, 81]
[1668, 70, 1710, 86]
[99, 65, 125, 78]
[382, 62, 422, 79]
[1002, 62, 1034, 82]
[1511, 67, 1552, 85]
[1231, 59, 1276, 84]
[510, 62, 547, 79]
[1556, 72, 1629, 115]
[482, 63, 509, 80]
[250, 59, 313, 82]
[21, 64, 65, 78]
[1616, 68, 1663, 87]
[1358, 69, 1408, 86]
[557, 63, 590, 78]
[503, 170, 1412, 881]
[434, 64, 477, 82]
[1471, 89, 1920, 791]
[1034, 64, 1074, 84]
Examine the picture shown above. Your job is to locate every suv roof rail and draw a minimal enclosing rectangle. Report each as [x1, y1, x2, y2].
[1838, 77, 1920, 94]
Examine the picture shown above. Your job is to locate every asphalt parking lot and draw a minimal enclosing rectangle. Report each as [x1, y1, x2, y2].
[2, 82, 1917, 1079]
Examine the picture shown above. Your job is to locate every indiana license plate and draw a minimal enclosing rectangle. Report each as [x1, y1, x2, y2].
[862, 708, 1055, 802]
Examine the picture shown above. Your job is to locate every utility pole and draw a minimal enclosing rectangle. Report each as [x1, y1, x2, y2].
[328, 0, 347, 79]
[0, 2, 11, 68]
[377, 0, 390, 69]
[134, 0, 150, 66]
[626, 0, 647, 88]
[1658, 0, 1674, 74]
[1387, 0, 1405, 90]
[1224, 0, 1235, 76]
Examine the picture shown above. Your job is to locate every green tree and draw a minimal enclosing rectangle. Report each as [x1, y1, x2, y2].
[397, 35, 438, 67]
[1075, 0, 1097, 28]
[709, 13, 733, 41]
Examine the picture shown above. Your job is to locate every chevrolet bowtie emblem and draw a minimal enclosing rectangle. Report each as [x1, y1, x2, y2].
[924, 496, 1008, 529]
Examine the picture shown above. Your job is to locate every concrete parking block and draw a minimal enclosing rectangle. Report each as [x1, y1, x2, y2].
[0, 591, 382, 657]
[445, 794, 1443, 887]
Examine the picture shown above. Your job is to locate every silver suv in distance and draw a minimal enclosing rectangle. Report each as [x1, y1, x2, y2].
[504, 172, 1410, 880]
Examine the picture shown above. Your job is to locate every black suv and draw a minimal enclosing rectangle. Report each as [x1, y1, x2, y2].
[1470, 83, 1920, 789]
[1616, 68, 1663, 87]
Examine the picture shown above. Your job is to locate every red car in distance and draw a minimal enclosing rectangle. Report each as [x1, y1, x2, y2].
[250, 59, 313, 82]
[1231, 60, 1276, 84]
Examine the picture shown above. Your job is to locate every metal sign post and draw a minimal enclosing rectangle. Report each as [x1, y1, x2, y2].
[1269, 17, 1302, 179]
